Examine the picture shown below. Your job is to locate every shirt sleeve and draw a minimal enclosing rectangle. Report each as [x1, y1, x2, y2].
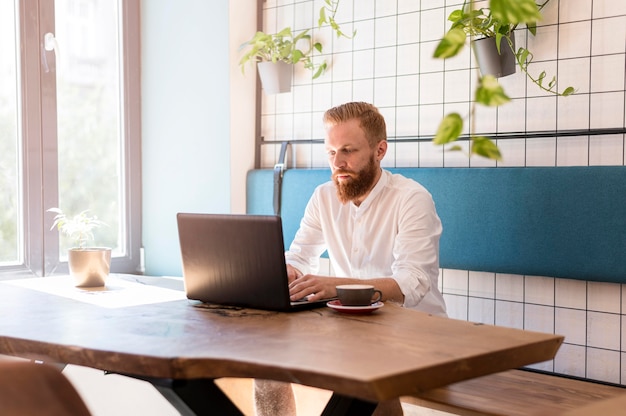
[391, 189, 442, 308]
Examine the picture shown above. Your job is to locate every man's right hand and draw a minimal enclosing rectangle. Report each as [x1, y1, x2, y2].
[286, 264, 302, 284]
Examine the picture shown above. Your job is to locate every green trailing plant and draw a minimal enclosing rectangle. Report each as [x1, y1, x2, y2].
[432, 0, 575, 160]
[239, 0, 354, 80]
[48, 208, 107, 249]
[318, 0, 355, 40]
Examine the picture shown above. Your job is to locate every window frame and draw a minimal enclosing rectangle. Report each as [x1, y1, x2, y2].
[1, 0, 141, 278]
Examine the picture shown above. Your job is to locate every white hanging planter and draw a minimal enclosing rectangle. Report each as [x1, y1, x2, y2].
[257, 61, 293, 94]
[473, 34, 517, 78]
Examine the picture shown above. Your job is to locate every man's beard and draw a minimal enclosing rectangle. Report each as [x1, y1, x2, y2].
[333, 156, 378, 204]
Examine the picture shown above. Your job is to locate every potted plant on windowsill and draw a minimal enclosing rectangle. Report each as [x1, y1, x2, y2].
[432, 0, 575, 160]
[239, 0, 354, 94]
[48, 208, 111, 287]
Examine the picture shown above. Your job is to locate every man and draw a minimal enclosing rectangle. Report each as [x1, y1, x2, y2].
[254, 102, 447, 416]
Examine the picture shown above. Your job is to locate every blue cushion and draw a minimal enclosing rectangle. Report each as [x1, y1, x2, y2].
[247, 167, 626, 283]
[247, 169, 331, 257]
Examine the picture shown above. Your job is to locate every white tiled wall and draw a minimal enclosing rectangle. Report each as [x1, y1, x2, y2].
[440, 270, 625, 383]
[259, 0, 626, 386]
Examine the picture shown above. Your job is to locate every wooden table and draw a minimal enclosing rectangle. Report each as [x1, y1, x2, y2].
[0, 275, 563, 415]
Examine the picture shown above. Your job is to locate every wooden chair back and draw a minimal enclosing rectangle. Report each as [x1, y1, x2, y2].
[0, 359, 91, 416]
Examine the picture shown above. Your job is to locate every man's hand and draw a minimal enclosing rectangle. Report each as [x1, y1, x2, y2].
[288, 272, 406, 304]
[288, 274, 338, 302]
[286, 264, 303, 284]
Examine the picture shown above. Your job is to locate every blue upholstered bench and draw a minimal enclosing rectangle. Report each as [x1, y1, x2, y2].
[247, 166, 626, 284]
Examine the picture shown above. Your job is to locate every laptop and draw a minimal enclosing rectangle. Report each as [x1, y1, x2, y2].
[177, 213, 329, 311]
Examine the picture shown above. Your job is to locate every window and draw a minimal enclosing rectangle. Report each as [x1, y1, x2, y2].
[0, 0, 141, 277]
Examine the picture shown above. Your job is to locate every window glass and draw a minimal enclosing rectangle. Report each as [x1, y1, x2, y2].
[0, 1, 20, 266]
[55, 0, 123, 255]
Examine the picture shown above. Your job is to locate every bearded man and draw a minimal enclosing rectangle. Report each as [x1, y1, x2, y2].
[254, 102, 447, 416]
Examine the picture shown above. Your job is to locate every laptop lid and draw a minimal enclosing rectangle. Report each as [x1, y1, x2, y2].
[177, 213, 324, 311]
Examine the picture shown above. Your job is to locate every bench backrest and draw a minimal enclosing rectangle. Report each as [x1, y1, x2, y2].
[247, 167, 626, 284]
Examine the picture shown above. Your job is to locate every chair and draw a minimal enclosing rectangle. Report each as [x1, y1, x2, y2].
[0, 359, 91, 416]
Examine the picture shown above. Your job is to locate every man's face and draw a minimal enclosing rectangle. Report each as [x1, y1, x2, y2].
[325, 119, 386, 204]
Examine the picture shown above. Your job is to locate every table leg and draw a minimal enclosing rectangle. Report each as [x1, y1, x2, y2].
[154, 378, 244, 416]
[321, 393, 378, 416]
[111, 371, 376, 416]
[107, 373, 244, 416]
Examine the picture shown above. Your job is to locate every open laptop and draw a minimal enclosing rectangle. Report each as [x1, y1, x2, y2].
[177, 213, 329, 311]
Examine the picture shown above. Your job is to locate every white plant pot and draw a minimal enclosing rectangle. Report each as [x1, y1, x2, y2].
[473, 35, 517, 78]
[257, 61, 293, 94]
[68, 247, 112, 287]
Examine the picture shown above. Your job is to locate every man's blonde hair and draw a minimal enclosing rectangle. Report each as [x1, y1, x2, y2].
[323, 102, 387, 147]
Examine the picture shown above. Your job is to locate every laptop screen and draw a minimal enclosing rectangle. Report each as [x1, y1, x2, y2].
[177, 213, 297, 311]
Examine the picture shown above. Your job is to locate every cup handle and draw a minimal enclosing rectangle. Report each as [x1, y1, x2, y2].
[372, 289, 382, 304]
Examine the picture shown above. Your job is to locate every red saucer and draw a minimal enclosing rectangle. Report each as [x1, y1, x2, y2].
[326, 300, 384, 314]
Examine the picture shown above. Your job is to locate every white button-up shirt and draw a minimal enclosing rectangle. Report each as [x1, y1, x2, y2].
[285, 169, 447, 316]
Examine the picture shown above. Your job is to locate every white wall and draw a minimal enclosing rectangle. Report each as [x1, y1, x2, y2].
[229, 1, 258, 214]
[141, 0, 234, 276]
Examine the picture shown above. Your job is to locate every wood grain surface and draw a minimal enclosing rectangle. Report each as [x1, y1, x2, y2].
[0, 276, 563, 402]
[405, 369, 626, 415]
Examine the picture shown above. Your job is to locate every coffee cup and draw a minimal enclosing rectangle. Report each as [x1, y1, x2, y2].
[335, 284, 382, 306]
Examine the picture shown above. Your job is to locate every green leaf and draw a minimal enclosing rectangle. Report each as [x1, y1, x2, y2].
[471, 136, 502, 161]
[276, 27, 292, 38]
[433, 28, 467, 59]
[495, 33, 504, 54]
[291, 49, 303, 63]
[312, 62, 327, 79]
[448, 9, 464, 23]
[318, 6, 327, 27]
[475, 75, 511, 106]
[516, 48, 531, 66]
[537, 71, 547, 86]
[489, 0, 542, 25]
[292, 30, 311, 43]
[562, 86, 576, 96]
[434, 113, 463, 145]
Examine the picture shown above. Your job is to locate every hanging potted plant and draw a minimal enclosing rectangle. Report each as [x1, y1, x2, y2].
[432, 0, 575, 160]
[438, 1, 534, 78]
[239, 0, 354, 94]
[48, 208, 111, 287]
[239, 27, 324, 94]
